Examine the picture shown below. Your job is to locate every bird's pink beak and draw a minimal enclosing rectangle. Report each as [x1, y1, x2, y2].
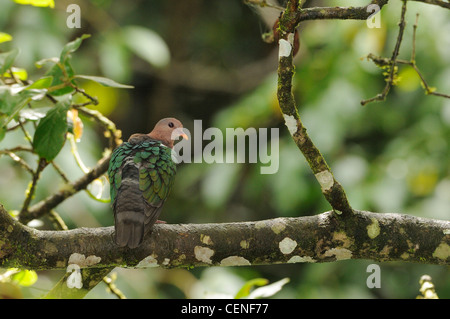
[173, 128, 189, 140]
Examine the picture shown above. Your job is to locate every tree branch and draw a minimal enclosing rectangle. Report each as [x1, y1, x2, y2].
[276, 1, 353, 215]
[19, 154, 111, 224]
[410, 0, 450, 9]
[1, 205, 449, 271]
[294, 1, 390, 23]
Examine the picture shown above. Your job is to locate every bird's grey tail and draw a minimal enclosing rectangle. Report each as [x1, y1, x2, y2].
[114, 211, 145, 249]
[114, 161, 145, 249]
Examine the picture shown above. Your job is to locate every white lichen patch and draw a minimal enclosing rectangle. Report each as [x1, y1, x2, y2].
[283, 114, 297, 136]
[68, 253, 101, 267]
[287, 32, 295, 45]
[287, 255, 316, 263]
[279, 39, 292, 59]
[68, 253, 85, 265]
[194, 246, 214, 264]
[279, 237, 297, 255]
[432, 242, 450, 261]
[240, 240, 250, 249]
[85, 255, 101, 266]
[220, 256, 251, 266]
[270, 218, 286, 234]
[200, 234, 213, 246]
[324, 248, 352, 261]
[315, 170, 334, 192]
[367, 218, 381, 239]
[136, 254, 159, 268]
[255, 220, 267, 229]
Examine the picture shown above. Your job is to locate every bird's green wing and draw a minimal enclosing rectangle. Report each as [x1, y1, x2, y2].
[108, 142, 135, 205]
[136, 141, 177, 207]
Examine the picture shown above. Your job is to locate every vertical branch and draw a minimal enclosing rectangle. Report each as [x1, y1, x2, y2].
[276, 1, 353, 215]
[19, 158, 48, 217]
[411, 13, 419, 62]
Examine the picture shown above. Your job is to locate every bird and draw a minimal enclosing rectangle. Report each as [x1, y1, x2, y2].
[108, 118, 188, 248]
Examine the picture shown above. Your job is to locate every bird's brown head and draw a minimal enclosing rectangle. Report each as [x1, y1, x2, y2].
[148, 117, 188, 148]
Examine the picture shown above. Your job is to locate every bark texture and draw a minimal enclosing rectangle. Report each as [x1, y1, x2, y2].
[1, 206, 448, 270]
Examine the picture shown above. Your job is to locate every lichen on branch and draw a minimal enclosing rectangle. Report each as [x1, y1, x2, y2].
[1, 206, 449, 270]
[276, 0, 353, 215]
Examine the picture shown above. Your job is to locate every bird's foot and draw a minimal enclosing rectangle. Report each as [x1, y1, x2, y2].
[155, 220, 166, 224]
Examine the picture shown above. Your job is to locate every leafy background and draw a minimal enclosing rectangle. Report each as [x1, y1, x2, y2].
[0, 0, 449, 298]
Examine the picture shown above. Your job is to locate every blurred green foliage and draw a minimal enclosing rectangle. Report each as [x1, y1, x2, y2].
[0, 0, 449, 298]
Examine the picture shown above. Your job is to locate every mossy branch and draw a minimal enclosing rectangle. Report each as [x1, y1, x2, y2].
[1, 205, 449, 272]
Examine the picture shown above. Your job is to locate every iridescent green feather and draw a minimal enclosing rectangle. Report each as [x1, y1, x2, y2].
[108, 139, 177, 208]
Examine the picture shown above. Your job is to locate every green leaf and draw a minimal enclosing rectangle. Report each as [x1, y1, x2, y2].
[246, 278, 290, 299]
[234, 278, 269, 299]
[60, 34, 91, 62]
[45, 59, 75, 96]
[13, 0, 55, 8]
[7, 67, 28, 81]
[44, 35, 90, 96]
[27, 76, 53, 90]
[0, 32, 13, 44]
[0, 86, 24, 115]
[33, 96, 71, 161]
[0, 48, 19, 74]
[34, 57, 59, 68]
[11, 270, 38, 287]
[0, 86, 31, 128]
[74, 75, 134, 89]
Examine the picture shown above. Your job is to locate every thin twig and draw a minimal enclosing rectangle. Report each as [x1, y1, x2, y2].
[361, 1, 408, 105]
[50, 162, 70, 183]
[48, 210, 69, 231]
[19, 158, 48, 218]
[75, 105, 122, 150]
[21, 153, 111, 224]
[102, 274, 127, 299]
[364, 11, 450, 102]
[411, 13, 419, 62]
[18, 120, 33, 146]
[0, 150, 34, 174]
[72, 84, 99, 106]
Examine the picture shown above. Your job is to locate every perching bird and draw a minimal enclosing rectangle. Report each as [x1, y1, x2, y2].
[108, 118, 188, 249]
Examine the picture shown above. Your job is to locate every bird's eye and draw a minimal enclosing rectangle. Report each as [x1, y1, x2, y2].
[168, 122, 174, 128]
